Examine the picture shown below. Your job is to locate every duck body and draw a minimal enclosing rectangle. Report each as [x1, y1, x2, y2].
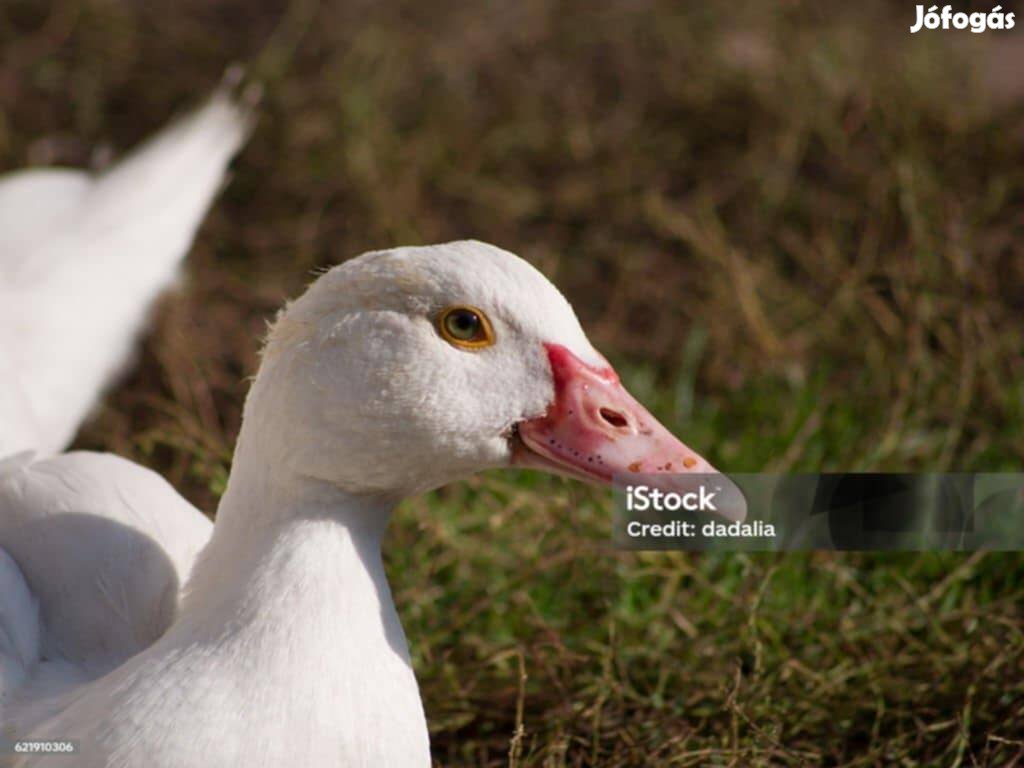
[2, 461, 425, 768]
[1, 241, 740, 767]
[11, 500, 426, 767]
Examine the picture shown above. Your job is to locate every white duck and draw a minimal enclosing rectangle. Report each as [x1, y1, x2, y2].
[0, 241, 744, 767]
[0, 77, 253, 457]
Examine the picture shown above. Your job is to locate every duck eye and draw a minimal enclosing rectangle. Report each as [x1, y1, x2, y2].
[437, 305, 494, 349]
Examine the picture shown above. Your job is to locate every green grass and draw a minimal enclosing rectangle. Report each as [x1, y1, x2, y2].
[3, 0, 1023, 764]
[394, 368, 1024, 765]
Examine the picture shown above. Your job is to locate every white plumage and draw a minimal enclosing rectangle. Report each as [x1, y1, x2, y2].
[0, 79, 248, 760]
[1, 236, 731, 765]
[0, 83, 252, 457]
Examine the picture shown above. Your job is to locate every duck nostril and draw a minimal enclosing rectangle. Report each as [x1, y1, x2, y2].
[599, 407, 630, 429]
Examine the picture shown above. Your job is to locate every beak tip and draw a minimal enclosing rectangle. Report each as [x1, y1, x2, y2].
[713, 475, 748, 523]
[720, 502, 748, 523]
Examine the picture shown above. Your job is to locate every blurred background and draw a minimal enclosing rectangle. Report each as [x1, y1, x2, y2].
[2, 0, 1022, 765]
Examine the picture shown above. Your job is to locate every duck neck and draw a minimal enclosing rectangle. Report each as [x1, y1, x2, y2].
[162, 418, 430, 766]
[183, 436, 399, 637]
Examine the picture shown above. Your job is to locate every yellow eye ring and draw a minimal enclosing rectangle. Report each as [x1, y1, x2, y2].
[437, 305, 495, 350]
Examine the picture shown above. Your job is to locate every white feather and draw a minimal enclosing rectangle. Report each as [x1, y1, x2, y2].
[1, 241, 604, 767]
[0, 545, 39, 723]
[0, 86, 252, 457]
[0, 452, 211, 735]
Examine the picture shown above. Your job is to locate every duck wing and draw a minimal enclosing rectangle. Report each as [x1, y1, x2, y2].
[0, 451, 211, 728]
[0, 79, 253, 456]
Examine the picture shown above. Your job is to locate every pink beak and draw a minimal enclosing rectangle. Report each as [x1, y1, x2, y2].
[513, 344, 746, 522]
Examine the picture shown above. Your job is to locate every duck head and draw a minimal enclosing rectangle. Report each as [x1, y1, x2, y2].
[246, 240, 743, 521]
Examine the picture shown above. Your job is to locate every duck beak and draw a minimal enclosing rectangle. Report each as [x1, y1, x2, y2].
[512, 343, 746, 522]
